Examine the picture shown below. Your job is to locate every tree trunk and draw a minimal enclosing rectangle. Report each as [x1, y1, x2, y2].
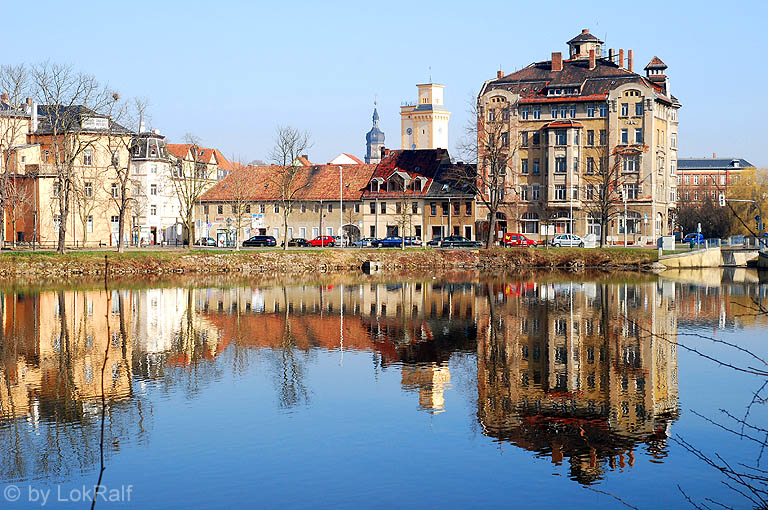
[486, 210, 497, 249]
[57, 193, 69, 254]
[283, 210, 289, 251]
[117, 208, 125, 253]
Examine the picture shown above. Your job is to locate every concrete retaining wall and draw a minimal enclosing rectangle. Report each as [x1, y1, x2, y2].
[659, 247, 722, 268]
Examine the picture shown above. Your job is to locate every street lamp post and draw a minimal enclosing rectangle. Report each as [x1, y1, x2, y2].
[623, 192, 628, 248]
[339, 165, 343, 246]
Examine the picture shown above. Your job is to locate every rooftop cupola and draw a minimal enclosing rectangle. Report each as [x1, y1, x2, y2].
[644, 56, 668, 81]
[567, 29, 603, 59]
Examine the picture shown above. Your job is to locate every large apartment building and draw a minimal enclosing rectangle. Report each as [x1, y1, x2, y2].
[477, 29, 681, 244]
[677, 156, 754, 202]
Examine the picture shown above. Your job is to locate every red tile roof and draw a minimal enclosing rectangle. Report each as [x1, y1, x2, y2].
[361, 149, 450, 199]
[199, 163, 377, 202]
[166, 144, 233, 170]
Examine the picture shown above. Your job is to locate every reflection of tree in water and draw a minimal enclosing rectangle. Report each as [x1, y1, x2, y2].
[0, 289, 149, 481]
[266, 287, 310, 409]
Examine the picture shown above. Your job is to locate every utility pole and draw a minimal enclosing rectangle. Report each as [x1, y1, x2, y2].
[623, 191, 627, 248]
[338, 166, 343, 246]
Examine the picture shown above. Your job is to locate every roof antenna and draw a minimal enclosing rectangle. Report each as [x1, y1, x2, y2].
[429, 66, 432, 83]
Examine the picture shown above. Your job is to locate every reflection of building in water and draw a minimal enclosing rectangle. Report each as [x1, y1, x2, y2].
[401, 363, 451, 413]
[476, 281, 679, 484]
[196, 280, 478, 413]
[673, 280, 768, 330]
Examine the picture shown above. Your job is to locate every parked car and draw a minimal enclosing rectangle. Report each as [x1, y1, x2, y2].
[242, 235, 277, 247]
[683, 233, 705, 245]
[282, 237, 309, 247]
[426, 237, 442, 247]
[549, 234, 585, 248]
[440, 235, 482, 248]
[405, 236, 422, 246]
[503, 233, 537, 247]
[194, 237, 216, 247]
[351, 237, 376, 247]
[307, 235, 335, 247]
[372, 236, 404, 248]
[332, 236, 345, 247]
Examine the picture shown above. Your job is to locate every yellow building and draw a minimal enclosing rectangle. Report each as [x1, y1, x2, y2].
[477, 29, 681, 244]
[401, 83, 451, 150]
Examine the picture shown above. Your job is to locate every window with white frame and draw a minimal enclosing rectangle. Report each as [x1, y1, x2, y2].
[53, 215, 61, 232]
[533, 106, 540, 119]
[554, 185, 566, 200]
[111, 183, 119, 198]
[532, 185, 540, 201]
[150, 184, 157, 196]
[620, 103, 629, 116]
[83, 149, 93, 166]
[86, 215, 93, 232]
[521, 158, 528, 174]
[84, 182, 93, 197]
[587, 105, 595, 117]
[693, 175, 699, 185]
[599, 104, 607, 117]
[555, 157, 566, 173]
[623, 155, 639, 173]
[635, 128, 643, 144]
[150, 205, 157, 216]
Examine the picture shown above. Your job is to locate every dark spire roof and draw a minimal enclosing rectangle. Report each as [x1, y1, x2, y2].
[366, 105, 384, 144]
[644, 56, 668, 70]
[567, 29, 603, 44]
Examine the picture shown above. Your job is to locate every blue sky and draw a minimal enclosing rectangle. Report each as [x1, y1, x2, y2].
[5, 0, 766, 166]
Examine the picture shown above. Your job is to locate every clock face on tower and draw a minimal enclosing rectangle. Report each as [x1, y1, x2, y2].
[406, 128, 412, 135]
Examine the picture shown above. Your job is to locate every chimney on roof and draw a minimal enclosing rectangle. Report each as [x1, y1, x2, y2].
[589, 49, 596, 70]
[609, 48, 615, 62]
[30, 102, 37, 133]
[497, 69, 504, 79]
[551, 52, 563, 72]
[618, 49, 624, 69]
[713, 153, 717, 159]
[628, 49, 634, 72]
[581, 29, 589, 35]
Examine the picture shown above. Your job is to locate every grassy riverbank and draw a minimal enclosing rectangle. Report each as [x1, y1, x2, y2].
[0, 247, 661, 279]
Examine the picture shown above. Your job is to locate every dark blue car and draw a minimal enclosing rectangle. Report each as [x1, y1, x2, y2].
[372, 236, 404, 248]
[683, 233, 704, 245]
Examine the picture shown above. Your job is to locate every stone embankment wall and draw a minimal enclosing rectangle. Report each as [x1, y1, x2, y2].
[0, 248, 659, 279]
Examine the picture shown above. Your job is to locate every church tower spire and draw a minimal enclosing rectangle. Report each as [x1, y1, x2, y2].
[365, 100, 385, 164]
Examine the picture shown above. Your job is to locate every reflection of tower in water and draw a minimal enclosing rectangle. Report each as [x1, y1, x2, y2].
[401, 363, 451, 414]
[476, 280, 679, 484]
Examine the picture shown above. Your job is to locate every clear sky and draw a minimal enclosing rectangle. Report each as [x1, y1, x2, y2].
[4, 0, 766, 166]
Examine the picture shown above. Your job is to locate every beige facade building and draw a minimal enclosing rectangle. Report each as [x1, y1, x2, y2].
[477, 29, 681, 244]
[401, 84, 451, 150]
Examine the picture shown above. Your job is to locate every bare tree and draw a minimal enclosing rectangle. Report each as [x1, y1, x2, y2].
[5, 175, 33, 248]
[169, 133, 214, 249]
[71, 167, 107, 247]
[454, 94, 519, 248]
[31, 62, 111, 254]
[0, 65, 31, 246]
[268, 126, 311, 251]
[102, 94, 142, 252]
[225, 157, 251, 250]
[395, 188, 411, 251]
[581, 148, 633, 247]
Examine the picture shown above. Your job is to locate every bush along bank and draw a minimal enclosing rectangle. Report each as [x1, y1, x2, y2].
[0, 247, 660, 278]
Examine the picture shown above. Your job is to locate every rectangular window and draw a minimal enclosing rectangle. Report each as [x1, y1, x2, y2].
[150, 205, 157, 216]
[245, 204, 251, 213]
[532, 132, 540, 145]
[533, 106, 540, 119]
[694, 190, 699, 200]
[573, 157, 578, 174]
[555, 157, 566, 173]
[587, 130, 594, 146]
[621, 103, 629, 116]
[204, 205, 209, 214]
[520, 186, 528, 201]
[83, 149, 93, 166]
[217, 204, 223, 214]
[569, 105, 576, 118]
[719, 174, 725, 185]
[381, 202, 386, 214]
[521, 132, 528, 147]
[501, 132, 509, 147]
[599, 104, 607, 117]
[635, 128, 643, 143]
[396, 202, 402, 214]
[532, 185, 540, 200]
[521, 158, 528, 174]
[586, 157, 595, 174]
[411, 202, 418, 214]
[635, 102, 643, 116]
[111, 183, 119, 198]
[623, 183, 638, 200]
[502, 108, 509, 120]
[572, 185, 578, 200]
[670, 188, 676, 202]
[150, 184, 157, 195]
[110, 215, 119, 224]
[84, 182, 93, 197]
[533, 159, 540, 175]
[587, 104, 595, 117]
[53, 215, 61, 232]
[554, 185, 566, 200]
[599, 129, 607, 145]
[684, 174, 690, 184]
[430, 202, 437, 216]
[559, 105, 567, 118]
[551, 106, 558, 119]
[274, 204, 279, 213]
[623, 155, 640, 173]
[465, 201, 471, 215]
[441, 202, 448, 216]
[555, 129, 567, 145]
[586, 184, 594, 200]
[85, 215, 93, 232]
[452, 201, 460, 215]
[488, 109, 495, 121]
[671, 133, 677, 148]
[521, 107, 529, 120]
[693, 175, 699, 185]
[327, 203, 332, 213]
[621, 129, 628, 144]
[259, 204, 266, 213]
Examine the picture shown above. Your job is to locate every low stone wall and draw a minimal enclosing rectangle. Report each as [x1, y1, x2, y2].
[0, 247, 659, 279]
[659, 247, 722, 269]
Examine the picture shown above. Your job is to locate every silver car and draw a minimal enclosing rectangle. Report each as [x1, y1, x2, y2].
[549, 234, 585, 248]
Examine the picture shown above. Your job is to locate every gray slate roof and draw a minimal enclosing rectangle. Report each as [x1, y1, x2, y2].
[678, 158, 754, 171]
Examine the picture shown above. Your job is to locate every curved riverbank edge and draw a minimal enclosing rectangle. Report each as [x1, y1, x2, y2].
[0, 248, 661, 279]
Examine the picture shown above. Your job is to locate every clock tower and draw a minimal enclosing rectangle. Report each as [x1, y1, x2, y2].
[400, 83, 451, 150]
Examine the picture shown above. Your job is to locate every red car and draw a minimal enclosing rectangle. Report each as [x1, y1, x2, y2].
[307, 235, 335, 247]
[503, 233, 537, 247]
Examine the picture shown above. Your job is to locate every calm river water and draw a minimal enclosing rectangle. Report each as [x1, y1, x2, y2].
[1, 269, 767, 509]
